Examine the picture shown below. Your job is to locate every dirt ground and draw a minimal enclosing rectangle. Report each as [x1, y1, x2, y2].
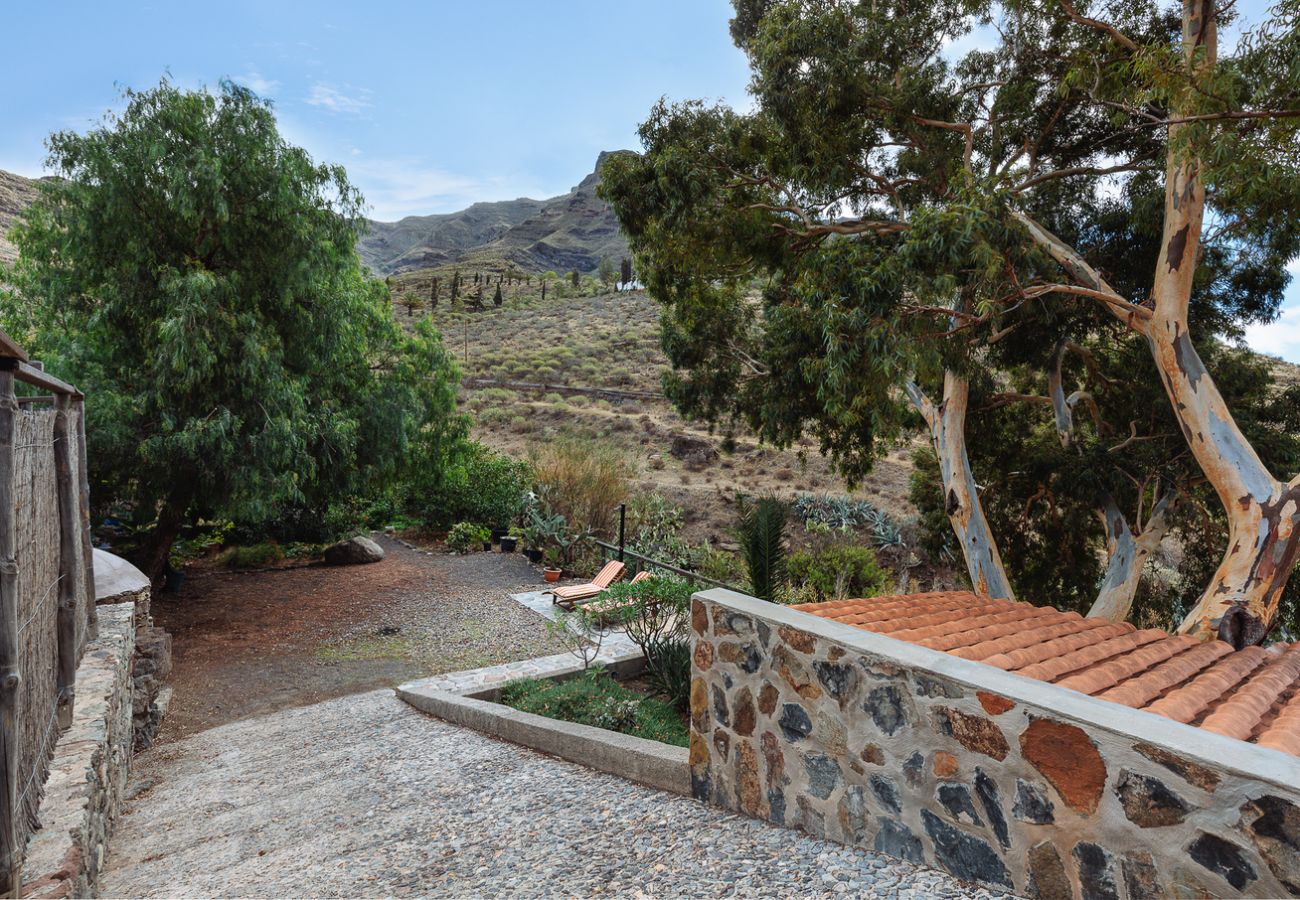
[152, 535, 564, 742]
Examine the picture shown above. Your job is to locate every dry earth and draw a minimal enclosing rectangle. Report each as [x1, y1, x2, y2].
[153, 535, 563, 742]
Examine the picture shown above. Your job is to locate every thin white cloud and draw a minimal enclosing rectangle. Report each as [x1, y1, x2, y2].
[234, 71, 279, 97]
[347, 157, 546, 220]
[1242, 257, 1300, 364]
[1243, 302, 1300, 364]
[305, 83, 370, 114]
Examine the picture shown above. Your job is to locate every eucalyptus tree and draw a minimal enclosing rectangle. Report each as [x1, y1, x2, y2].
[600, 0, 1300, 643]
[2, 80, 462, 581]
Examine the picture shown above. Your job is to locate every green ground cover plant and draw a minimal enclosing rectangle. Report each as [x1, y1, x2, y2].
[499, 667, 688, 747]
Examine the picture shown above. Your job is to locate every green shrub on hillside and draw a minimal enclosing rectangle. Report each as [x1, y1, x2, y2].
[787, 543, 888, 603]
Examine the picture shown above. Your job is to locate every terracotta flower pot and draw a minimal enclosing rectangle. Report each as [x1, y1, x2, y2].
[543, 567, 562, 583]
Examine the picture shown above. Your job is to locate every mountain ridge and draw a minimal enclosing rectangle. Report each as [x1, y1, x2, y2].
[1, 155, 630, 277]
[357, 152, 629, 276]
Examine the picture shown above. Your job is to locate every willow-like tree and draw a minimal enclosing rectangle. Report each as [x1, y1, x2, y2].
[2, 80, 463, 582]
[601, 0, 1300, 644]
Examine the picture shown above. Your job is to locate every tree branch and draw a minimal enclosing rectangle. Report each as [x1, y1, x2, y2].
[903, 380, 937, 429]
[910, 116, 975, 168]
[1012, 212, 1151, 334]
[1012, 162, 1158, 193]
[1058, 0, 1139, 51]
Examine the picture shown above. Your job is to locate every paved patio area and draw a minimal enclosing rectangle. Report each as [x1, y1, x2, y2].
[102, 689, 1010, 898]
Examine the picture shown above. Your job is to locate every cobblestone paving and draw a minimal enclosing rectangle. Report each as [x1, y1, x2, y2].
[103, 690, 1013, 898]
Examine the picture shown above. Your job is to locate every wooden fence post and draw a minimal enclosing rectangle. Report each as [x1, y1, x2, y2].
[72, 398, 95, 637]
[0, 364, 22, 898]
[52, 395, 80, 729]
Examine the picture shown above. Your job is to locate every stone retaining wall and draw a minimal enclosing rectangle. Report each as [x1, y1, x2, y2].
[21, 602, 135, 899]
[688, 589, 1300, 899]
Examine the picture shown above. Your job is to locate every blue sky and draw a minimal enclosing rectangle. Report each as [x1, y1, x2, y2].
[2, 0, 1297, 361]
[0, 0, 751, 220]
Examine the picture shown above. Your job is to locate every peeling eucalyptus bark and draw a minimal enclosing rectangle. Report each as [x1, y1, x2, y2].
[1146, 0, 1300, 645]
[1021, 0, 1300, 645]
[1088, 492, 1175, 623]
[906, 374, 1016, 600]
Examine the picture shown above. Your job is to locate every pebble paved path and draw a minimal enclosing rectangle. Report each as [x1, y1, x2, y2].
[103, 690, 1012, 898]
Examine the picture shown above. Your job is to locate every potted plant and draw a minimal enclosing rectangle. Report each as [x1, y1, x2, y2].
[542, 546, 564, 583]
[522, 509, 565, 564]
[500, 526, 520, 553]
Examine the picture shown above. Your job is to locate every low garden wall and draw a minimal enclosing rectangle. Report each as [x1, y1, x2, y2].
[688, 589, 1300, 899]
[22, 602, 135, 899]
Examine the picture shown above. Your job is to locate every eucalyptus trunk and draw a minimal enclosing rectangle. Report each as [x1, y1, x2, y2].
[1088, 493, 1175, 623]
[906, 374, 1016, 600]
[1148, 0, 1300, 645]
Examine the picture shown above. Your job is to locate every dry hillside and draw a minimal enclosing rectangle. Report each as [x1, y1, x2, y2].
[391, 274, 920, 552]
[0, 170, 40, 265]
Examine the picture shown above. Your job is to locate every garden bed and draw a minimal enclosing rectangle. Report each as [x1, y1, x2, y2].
[498, 667, 689, 747]
[397, 664, 690, 796]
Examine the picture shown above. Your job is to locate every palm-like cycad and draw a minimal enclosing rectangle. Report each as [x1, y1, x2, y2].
[737, 496, 789, 602]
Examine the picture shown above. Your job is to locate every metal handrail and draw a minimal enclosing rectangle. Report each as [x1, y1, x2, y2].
[590, 538, 747, 594]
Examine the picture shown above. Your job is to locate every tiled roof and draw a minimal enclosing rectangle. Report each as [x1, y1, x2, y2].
[792, 591, 1300, 758]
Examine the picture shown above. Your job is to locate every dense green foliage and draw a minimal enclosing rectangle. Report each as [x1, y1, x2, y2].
[1, 80, 463, 576]
[499, 668, 688, 747]
[413, 440, 531, 531]
[600, 0, 1300, 622]
[446, 522, 491, 554]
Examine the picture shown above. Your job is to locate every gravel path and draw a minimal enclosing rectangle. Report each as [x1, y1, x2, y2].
[103, 690, 1011, 898]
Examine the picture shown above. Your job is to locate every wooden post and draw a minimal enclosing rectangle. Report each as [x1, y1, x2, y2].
[72, 398, 95, 637]
[52, 395, 79, 730]
[0, 363, 22, 898]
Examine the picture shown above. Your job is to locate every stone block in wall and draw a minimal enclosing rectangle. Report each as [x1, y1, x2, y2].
[688, 590, 1300, 899]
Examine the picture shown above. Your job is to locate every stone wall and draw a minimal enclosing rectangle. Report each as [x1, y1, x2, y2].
[91, 550, 171, 749]
[21, 602, 135, 899]
[689, 589, 1300, 899]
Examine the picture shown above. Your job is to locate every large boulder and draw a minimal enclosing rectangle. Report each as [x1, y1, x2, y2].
[669, 433, 719, 468]
[324, 535, 385, 566]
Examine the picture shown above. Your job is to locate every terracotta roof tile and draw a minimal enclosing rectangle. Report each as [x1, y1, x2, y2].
[1199, 646, 1300, 741]
[951, 618, 1121, 662]
[790, 592, 1300, 759]
[1143, 646, 1272, 723]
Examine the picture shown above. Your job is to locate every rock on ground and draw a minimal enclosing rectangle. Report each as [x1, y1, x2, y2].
[102, 690, 1009, 899]
[324, 535, 386, 565]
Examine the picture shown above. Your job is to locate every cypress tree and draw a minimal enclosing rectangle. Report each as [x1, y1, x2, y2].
[493, 283, 503, 306]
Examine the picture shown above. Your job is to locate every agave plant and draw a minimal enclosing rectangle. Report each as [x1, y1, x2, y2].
[794, 493, 906, 549]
